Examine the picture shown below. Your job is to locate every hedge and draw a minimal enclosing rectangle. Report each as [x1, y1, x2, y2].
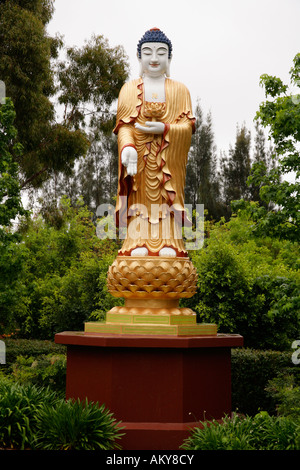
[231, 348, 299, 416]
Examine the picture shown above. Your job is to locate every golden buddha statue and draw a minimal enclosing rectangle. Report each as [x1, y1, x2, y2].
[85, 29, 217, 336]
[114, 27, 196, 258]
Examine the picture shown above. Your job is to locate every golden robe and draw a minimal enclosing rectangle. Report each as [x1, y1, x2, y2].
[114, 77, 195, 257]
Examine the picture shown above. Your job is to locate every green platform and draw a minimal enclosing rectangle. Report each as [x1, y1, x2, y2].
[85, 311, 217, 336]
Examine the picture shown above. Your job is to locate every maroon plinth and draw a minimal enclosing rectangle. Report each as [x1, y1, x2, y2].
[55, 331, 243, 450]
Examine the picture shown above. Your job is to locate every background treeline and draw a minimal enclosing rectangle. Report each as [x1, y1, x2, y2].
[0, 1, 299, 352]
[185, 102, 277, 221]
[0, 0, 279, 218]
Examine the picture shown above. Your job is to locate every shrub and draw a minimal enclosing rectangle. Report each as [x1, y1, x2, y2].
[11, 354, 66, 394]
[11, 199, 121, 339]
[231, 348, 297, 416]
[180, 412, 300, 450]
[0, 378, 124, 450]
[266, 372, 300, 421]
[183, 214, 299, 350]
[0, 377, 57, 449]
[0, 339, 66, 372]
[37, 250, 123, 337]
[33, 398, 124, 450]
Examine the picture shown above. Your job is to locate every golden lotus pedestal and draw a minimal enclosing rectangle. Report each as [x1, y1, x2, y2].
[84, 256, 217, 336]
[57, 256, 243, 450]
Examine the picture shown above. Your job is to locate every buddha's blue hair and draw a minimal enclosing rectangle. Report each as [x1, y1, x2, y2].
[137, 28, 172, 58]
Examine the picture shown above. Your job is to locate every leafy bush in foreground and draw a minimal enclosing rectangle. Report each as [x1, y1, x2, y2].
[0, 377, 123, 450]
[181, 412, 300, 450]
[0, 377, 57, 449]
[34, 398, 124, 450]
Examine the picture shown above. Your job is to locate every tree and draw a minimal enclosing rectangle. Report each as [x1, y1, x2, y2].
[74, 132, 119, 211]
[39, 130, 119, 214]
[248, 121, 278, 204]
[0, 99, 29, 332]
[185, 101, 221, 220]
[220, 123, 251, 217]
[57, 34, 129, 134]
[0, 2, 128, 192]
[35, 34, 129, 212]
[0, 0, 87, 188]
[246, 53, 300, 241]
[0, 99, 27, 241]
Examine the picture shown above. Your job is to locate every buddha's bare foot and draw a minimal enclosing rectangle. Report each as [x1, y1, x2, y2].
[159, 247, 176, 257]
[131, 247, 149, 256]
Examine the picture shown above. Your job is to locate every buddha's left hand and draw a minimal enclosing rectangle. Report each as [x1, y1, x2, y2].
[134, 121, 165, 134]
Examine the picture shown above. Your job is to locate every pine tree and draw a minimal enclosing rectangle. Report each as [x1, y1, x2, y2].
[185, 101, 221, 220]
[220, 123, 251, 217]
[248, 121, 278, 205]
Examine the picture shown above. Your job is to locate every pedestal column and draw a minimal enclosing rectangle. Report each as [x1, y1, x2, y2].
[55, 332, 243, 450]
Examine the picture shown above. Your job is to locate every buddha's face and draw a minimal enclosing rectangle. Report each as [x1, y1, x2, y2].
[139, 42, 171, 78]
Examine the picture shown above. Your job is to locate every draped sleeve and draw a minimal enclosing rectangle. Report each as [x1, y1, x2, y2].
[114, 79, 143, 225]
[113, 78, 143, 135]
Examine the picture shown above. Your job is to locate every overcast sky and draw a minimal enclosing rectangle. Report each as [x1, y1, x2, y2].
[47, 0, 300, 155]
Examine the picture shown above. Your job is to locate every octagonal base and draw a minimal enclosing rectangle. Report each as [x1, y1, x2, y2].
[55, 331, 243, 450]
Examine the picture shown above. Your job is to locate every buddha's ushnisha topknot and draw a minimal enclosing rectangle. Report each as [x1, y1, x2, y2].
[137, 28, 172, 59]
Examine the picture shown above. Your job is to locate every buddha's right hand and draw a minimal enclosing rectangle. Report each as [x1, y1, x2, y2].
[121, 146, 138, 176]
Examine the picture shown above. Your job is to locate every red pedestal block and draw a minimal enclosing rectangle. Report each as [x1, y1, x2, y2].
[55, 332, 243, 450]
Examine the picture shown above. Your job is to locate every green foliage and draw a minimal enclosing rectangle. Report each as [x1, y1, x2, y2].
[185, 101, 222, 220]
[0, 377, 123, 450]
[0, 99, 27, 240]
[57, 34, 129, 133]
[231, 348, 297, 416]
[266, 372, 300, 421]
[7, 198, 121, 338]
[184, 213, 299, 350]
[0, 240, 29, 334]
[0, 2, 128, 191]
[180, 412, 300, 450]
[0, 99, 29, 332]
[0, 377, 58, 449]
[39, 33, 129, 209]
[34, 398, 124, 450]
[43, 131, 119, 211]
[0, 0, 65, 186]
[246, 53, 300, 242]
[11, 354, 66, 394]
[220, 124, 252, 211]
[1, 339, 65, 368]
